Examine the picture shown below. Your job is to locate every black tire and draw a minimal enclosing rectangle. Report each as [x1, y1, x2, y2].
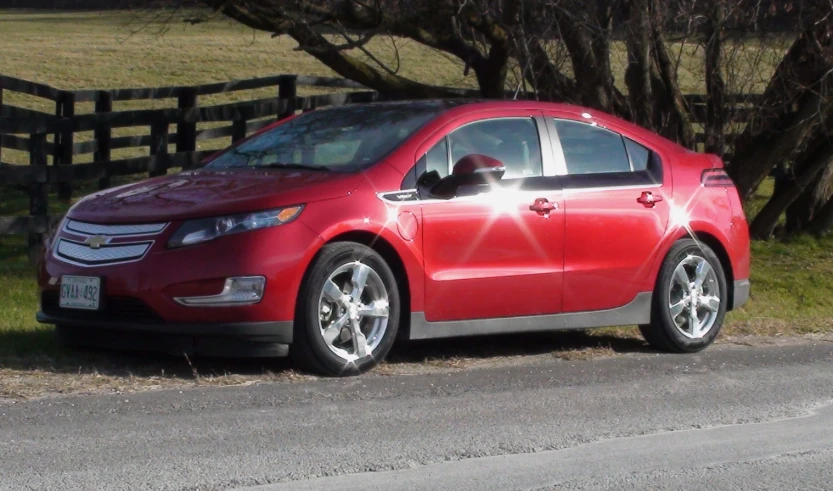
[291, 242, 400, 376]
[640, 238, 728, 353]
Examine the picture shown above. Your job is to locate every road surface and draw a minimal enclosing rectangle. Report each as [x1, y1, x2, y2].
[1, 340, 832, 490]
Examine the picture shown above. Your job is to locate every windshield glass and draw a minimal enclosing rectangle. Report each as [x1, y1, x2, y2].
[205, 102, 447, 172]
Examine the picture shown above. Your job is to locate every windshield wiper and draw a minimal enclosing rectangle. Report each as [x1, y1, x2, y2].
[261, 163, 332, 172]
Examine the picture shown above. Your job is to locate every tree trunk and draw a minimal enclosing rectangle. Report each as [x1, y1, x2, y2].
[523, 41, 578, 102]
[785, 186, 815, 234]
[728, 19, 833, 199]
[649, 3, 695, 148]
[625, 0, 653, 129]
[787, 160, 833, 235]
[473, 44, 509, 99]
[556, 5, 626, 115]
[807, 193, 833, 237]
[703, 1, 726, 155]
[590, 1, 622, 113]
[748, 126, 833, 239]
[729, 90, 828, 201]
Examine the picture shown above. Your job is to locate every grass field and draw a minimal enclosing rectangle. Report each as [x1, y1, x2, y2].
[0, 10, 830, 399]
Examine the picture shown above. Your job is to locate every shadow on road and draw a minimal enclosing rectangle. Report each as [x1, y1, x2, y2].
[0, 326, 652, 385]
[389, 329, 652, 364]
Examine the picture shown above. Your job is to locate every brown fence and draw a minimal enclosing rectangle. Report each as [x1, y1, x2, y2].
[0, 73, 396, 259]
[0, 73, 757, 260]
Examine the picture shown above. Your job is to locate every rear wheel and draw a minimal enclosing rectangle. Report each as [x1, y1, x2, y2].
[291, 242, 400, 376]
[640, 239, 728, 353]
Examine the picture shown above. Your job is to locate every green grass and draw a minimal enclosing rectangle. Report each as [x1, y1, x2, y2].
[0, 11, 829, 397]
[727, 235, 833, 334]
[0, 236, 56, 357]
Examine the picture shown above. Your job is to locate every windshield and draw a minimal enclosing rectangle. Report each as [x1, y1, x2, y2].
[205, 103, 446, 172]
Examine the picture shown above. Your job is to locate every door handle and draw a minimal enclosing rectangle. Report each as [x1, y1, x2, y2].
[530, 198, 558, 215]
[636, 191, 663, 208]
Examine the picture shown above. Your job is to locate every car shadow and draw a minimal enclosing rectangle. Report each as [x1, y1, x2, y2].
[1, 327, 653, 384]
[388, 329, 653, 364]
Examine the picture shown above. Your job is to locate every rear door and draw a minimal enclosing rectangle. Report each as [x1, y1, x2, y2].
[545, 116, 671, 313]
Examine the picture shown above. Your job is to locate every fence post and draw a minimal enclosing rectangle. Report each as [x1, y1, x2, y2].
[278, 75, 297, 120]
[29, 132, 48, 264]
[176, 87, 197, 156]
[94, 90, 113, 190]
[149, 120, 169, 178]
[232, 119, 247, 143]
[0, 79, 4, 163]
[54, 90, 75, 202]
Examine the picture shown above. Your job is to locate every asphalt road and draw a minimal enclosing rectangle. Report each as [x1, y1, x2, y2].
[1, 340, 832, 491]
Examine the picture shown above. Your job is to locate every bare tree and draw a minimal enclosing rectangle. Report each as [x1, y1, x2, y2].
[133, 0, 833, 239]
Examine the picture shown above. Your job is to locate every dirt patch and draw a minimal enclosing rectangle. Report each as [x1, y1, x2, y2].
[3, 330, 831, 403]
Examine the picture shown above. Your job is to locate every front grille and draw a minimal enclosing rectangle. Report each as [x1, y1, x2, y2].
[65, 220, 168, 236]
[56, 239, 151, 266]
[54, 219, 168, 267]
[41, 290, 163, 324]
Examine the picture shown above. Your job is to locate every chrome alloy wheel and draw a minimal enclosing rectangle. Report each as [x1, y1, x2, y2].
[317, 261, 390, 362]
[668, 254, 721, 339]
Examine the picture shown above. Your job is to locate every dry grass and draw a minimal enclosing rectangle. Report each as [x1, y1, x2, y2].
[0, 11, 830, 401]
[0, 10, 789, 166]
[0, 10, 473, 101]
[0, 9, 476, 169]
[0, 357, 312, 402]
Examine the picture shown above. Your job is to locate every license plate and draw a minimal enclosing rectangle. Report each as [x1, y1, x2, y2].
[59, 276, 101, 310]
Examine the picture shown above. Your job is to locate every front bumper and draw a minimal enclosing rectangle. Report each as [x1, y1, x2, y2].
[39, 217, 324, 322]
[36, 218, 325, 357]
[38, 310, 293, 357]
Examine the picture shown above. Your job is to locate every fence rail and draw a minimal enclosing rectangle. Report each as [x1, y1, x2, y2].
[0, 72, 757, 261]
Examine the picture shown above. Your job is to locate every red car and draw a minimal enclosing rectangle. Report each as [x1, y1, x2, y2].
[37, 100, 751, 376]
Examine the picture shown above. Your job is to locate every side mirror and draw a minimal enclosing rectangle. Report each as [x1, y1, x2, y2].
[423, 154, 506, 199]
[451, 154, 506, 185]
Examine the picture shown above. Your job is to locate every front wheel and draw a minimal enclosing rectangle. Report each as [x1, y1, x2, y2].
[640, 239, 728, 353]
[291, 242, 400, 376]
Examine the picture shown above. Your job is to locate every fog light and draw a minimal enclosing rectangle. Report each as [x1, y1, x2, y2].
[174, 276, 265, 307]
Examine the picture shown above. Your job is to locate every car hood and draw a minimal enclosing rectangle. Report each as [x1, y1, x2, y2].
[67, 168, 363, 224]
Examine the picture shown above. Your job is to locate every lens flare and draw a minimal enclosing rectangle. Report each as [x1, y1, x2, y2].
[666, 187, 708, 253]
[457, 183, 553, 265]
[486, 185, 523, 216]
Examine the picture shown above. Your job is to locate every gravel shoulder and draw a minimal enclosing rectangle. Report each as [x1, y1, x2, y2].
[1, 337, 832, 490]
[2, 330, 830, 402]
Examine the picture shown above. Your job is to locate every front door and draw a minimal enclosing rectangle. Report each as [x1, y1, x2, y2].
[418, 114, 565, 322]
[546, 117, 671, 313]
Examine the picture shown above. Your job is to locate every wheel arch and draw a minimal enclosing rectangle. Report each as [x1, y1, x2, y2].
[303, 230, 413, 340]
[657, 229, 736, 311]
[691, 231, 736, 310]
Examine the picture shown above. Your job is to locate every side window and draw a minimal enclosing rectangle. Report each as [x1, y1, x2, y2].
[448, 118, 543, 179]
[554, 120, 630, 175]
[624, 137, 650, 171]
[425, 137, 450, 179]
[406, 137, 449, 190]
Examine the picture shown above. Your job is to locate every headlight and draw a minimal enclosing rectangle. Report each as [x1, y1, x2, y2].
[167, 205, 304, 248]
[45, 215, 67, 250]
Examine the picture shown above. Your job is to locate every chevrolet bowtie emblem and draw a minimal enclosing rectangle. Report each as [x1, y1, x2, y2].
[84, 235, 110, 249]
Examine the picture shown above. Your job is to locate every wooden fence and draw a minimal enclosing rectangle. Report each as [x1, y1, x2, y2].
[0, 72, 757, 260]
[0, 73, 395, 259]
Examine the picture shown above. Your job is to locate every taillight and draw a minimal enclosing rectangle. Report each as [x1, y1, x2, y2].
[701, 169, 734, 187]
